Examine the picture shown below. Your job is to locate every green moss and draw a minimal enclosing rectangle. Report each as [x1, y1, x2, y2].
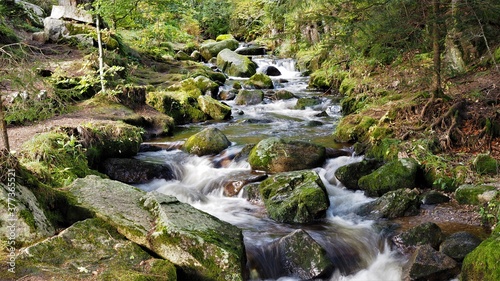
[455, 184, 496, 205]
[294, 97, 320, 109]
[462, 234, 500, 281]
[339, 77, 357, 95]
[245, 73, 274, 89]
[19, 209, 36, 232]
[473, 154, 499, 175]
[364, 138, 401, 161]
[333, 114, 377, 143]
[216, 34, 235, 41]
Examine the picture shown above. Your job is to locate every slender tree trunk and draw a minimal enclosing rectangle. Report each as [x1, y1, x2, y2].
[432, 0, 443, 98]
[0, 102, 10, 152]
[96, 12, 106, 93]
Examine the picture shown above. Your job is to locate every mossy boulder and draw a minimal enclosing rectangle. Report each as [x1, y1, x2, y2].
[394, 222, 444, 250]
[455, 184, 497, 205]
[308, 69, 331, 90]
[461, 226, 500, 281]
[13, 218, 176, 281]
[192, 76, 220, 97]
[272, 229, 334, 279]
[197, 95, 232, 121]
[0, 182, 55, 247]
[200, 39, 240, 61]
[358, 158, 419, 197]
[183, 127, 231, 156]
[440, 231, 482, 262]
[146, 89, 207, 125]
[294, 97, 321, 110]
[244, 73, 274, 89]
[272, 90, 296, 100]
[333, 114, 377, 143]
[334, 159, 383, 190]
[472, 154, 499, 175]
[248, 137, 326, 173]
[68, 176, 246, 281]
[259, 170, 329, 223]
[234, 89, 264, 105]
[216, 49, 258, 77]
[356, 188, 420, 219]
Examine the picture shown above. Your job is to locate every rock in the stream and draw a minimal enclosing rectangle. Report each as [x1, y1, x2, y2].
[358, 158, 419, 197]
[439, 231, 482, 262]
[403, 244, 459, 281]
[197, 95, 232, 121]
[248, 137, 326, 173]
[334, 159, 383, 190]
[259, 170, 329, 223]
[183, 127, 231, 156]
[200, 39, 240, 61]
[356, 188, 420, 219]
[274, 229, 334, 279]
[234, 89, 264, 105]
[101, 158, 174, 184]
[68, 175, 246, 281]
[244, 73, 274, 89]
[235, 45, 267, 56]
[15, 218, 176, 281]
[216, 49, 258, 77]
[394, 222, 444, 250]
[261, 65, 282, 76]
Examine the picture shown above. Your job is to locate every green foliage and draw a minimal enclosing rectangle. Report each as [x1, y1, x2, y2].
[191, 0, 232, 39]
[479, 193, 500, 228]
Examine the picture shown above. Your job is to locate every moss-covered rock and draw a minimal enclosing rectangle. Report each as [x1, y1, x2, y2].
[197, 95, 232, 121]
[272, 90, 296, 100]
[216, 34, 235, 41]
[334, 159, 383, 190]
[394, 222, 444, 250]
[192, 76, 220, 97]
[183, 127, 231, 156]
[146, 88, 207, 125]
[455, 184, 497, 205]
[244, 73, 274, 89]
[234, 89, 264, 105]
[248, 137, 326, 173]
[13, 218, 176, 281]
[68, 176, 246, 281]
[200, 39, 240, 61]
[356, 188, 420, 219]
[363, 138, 401, 161]
[358, 158, 419, 197]
[333, 114, 377, 143]
[461, 226, 500, 281]
[294, 97, 321, 110]
[216, 49, 258, 77]
[472, 154, 499, 175]
[259, 170, 329, 223]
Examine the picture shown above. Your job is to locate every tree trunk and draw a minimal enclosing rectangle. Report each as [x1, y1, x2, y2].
[444, 0, 466, 75]
[96, 13, 106, 93]
[0, 102, 10, 152]
[432, 0, 443, 98]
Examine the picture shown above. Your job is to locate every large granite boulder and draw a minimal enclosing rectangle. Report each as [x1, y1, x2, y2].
[403, 244, 459, 281]
[216, 49, 258, 77]
[101, 158, 175, 184]
[334, 159, 383, 190]
[234, 89, 264, 105]
[356, 188, 420, 219]
[259, 170, 329, 223]
[273, 229, 334, 279]
[248, 137, 326, 173]
[14, 218, 176, 280]
[183, 127, 231, 156]
[440, 231, 482, 262]
[200, 39, 240, 61]
[197, 95, 232, 121]
[358, 158, 419, 197]
[68, 176, 246, 281]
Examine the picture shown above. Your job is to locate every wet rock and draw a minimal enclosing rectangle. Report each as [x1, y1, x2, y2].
[358, 158, 419, 197]
[394, 222, 444, 250]
[101, 158, 174, 184]
[455, 184, 497, 205]
[197, 95, 232, 121]
[183, 127, 231, 156]
[273, 229, 334, 279]
[15, 218, 176, 281]
[223, 173, 268, 197]
[334, 159, 383, 190]
[248, 137, 326, 173]
[294, 97, 321, 109]
[218, 89, 237, 100]
[272, 90, 295, 100]
[0, 183, 55, 246]
[216, 49, 258, 77]
[68, 176, 246, 281]
[403, 244, 459, 281]
[200, 39, 239, 61]
[261, 65, 282, 76]
[325, 147, 352, 159]
[235, 45, 267, 56]
[420, 190, 450, 205]
[259, 170, 329, 223]
[235, 89, 264, 105]
[461, 226, 500, 281]
[245, 73, 274, 89]
[242, 182, 262, 202]
[356, 188, 420, 219]
[440, 231, 482, 262]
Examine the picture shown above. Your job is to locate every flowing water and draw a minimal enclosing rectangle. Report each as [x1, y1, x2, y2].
[136, 57, 406, 280]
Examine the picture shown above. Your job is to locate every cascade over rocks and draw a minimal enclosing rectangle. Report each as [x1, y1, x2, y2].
[216, 49, 258, 77]
[68, 175, 246, 281]
[258, 170, 329, 223]
[261, 65, 282, 76]
[248, 137, 326, 173]
[183, 127, 232, 156]
[15, 218, 177, 281]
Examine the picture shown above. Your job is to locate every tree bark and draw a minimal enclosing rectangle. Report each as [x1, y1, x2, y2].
[432, 0, 443, 98]
[96, 12, 106, 93]
[0, 102, 10, 152]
